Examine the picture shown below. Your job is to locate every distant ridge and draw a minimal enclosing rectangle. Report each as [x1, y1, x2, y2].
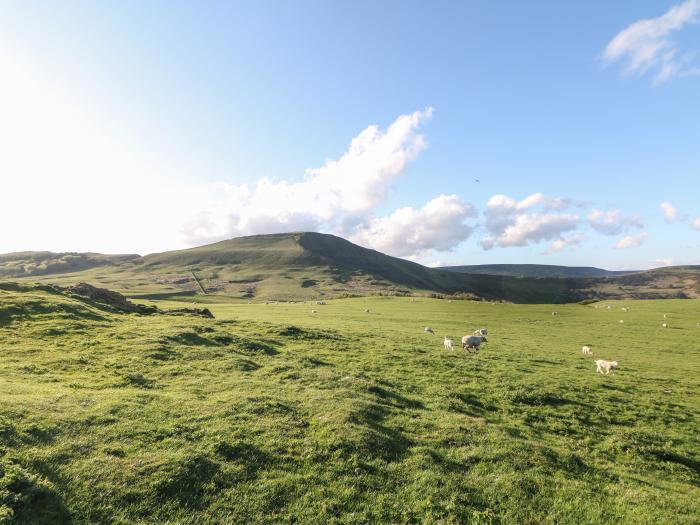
[441, 264, 636, 279]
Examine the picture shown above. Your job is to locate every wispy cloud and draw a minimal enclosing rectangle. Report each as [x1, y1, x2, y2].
[547, 233, 587, 254]
[588, 209, 643, 236]
[603, 0, 700, 84]
[660, 201, 679, 222]
[614, 232, 649, 249]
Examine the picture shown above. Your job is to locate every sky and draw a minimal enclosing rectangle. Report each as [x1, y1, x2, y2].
[1, 0, 699, 269]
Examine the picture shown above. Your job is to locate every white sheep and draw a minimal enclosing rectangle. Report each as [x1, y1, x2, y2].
[621, 307, 628, 312]
[462, 334, 486, 352]
[606, 305, 611, 310]
[697, 322, 700, 328]
[552, 312, 558, 316]
[619, 320, 624, 324]
[311, 309, 317, 314]
[424, 327, 435, 334]
[663, 314, 667, 319]
[364, 308, 370, 313]
[444, 337, 454, 351]
[582, 345, 593, 356]
[662, 323, 668, 328]
[595, 359, 619, 375]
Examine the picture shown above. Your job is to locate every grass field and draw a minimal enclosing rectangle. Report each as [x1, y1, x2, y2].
[1, 284, 699, 524]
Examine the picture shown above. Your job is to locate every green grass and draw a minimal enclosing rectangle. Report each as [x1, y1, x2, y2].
[1, 284, 699, 524]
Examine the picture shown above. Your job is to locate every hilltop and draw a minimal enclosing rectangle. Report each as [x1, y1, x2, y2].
[1, 232, 699, 303]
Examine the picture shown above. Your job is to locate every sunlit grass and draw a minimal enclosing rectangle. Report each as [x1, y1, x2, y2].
[1, 284, 699, 524]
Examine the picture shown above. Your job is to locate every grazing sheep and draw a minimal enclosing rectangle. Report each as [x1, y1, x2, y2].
[606, 306, 611, 310]
[316, 300, 327, 305]
[311, 309, 317, 314]
[662, 323, 668, 328]
[473, 328, 489, 337]
[552, 312, 558, 316]
[621, 307, 628, 312]
[619, 320, 624, 324]
[697, 322, 700, 328]
[364, 308, 370, 313]
[595, 359, 619, 375]
[462, 334, 486, 352]
[444, 337, 454, 351]
[582, 345, 593, 356]
[424, 327, 435, 334]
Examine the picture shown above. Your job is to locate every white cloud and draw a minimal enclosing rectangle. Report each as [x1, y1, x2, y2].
[603, 0, 700, 84]
[547, 233, 587, 254]
[693, 217, 700, 230]
[480, 193, 580, 250]
[655, 258, 674, 267]
[180, 109, 481, 260]
[614, 232, 649, 249]
[588, 209, 643, 235]
[349, 195, 477, 259]
[181, 109, 435, 247]
[660, 201, 679, 222]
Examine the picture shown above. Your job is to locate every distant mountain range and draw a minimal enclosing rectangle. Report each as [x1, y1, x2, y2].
[1, 232, 698, 303]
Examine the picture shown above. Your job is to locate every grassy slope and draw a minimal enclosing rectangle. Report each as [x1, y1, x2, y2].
[3, 234, 700, 302]
[1, 284, 699, 524]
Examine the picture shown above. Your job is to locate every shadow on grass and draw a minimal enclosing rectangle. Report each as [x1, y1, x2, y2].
[0, 458, 72, 524]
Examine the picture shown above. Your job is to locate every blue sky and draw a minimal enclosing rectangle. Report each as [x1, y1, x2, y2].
[1, 1, 699, 269]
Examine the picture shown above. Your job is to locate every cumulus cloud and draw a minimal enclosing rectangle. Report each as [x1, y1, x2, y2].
[603, 0, 700, 84]
[614, 232, 649, 250]
[181, 109, 478, 260]
[588, 209, 643, 235]
[547, 233, 587, 254]
[480, 193, 580, 250]
[182, 109, 440, 254]
[350, 195, 477, 259]
[660, 201, 679, 222]
[693, 217, 700, 230]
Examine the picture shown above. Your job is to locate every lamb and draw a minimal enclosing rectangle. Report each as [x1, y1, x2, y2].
[552, 312, 558, 316]
[621, 307, 628, 312]
[462, 334, 486, 352]
[424, 327, 435, 334]
[364, 308, 370, 313]
[581, 345, 593, 356]
[662, 323, 668, 328]
[595, 359, 619, 375]
[444, 337, 454, 351]
[619, 320, 624, 324]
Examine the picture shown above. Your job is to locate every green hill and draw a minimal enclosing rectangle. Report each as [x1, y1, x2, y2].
[2, 232, 700, 303]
